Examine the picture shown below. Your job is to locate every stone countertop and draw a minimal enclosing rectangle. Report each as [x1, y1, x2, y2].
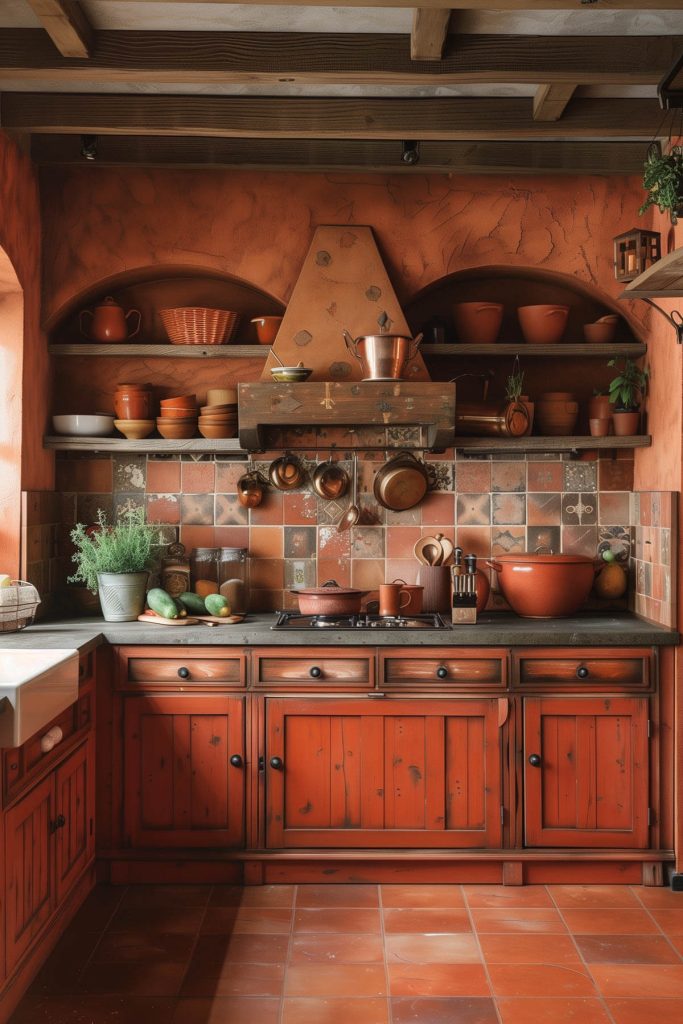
[0, 614, 677, 651]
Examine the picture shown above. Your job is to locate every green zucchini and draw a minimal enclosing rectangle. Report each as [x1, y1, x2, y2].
[177, 592, 207, 615]
[205, 593, 230, 617]
[147, 587, 179, 619]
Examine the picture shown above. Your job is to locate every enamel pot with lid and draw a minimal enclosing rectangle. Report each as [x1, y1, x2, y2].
[292, 580, 369, 616]
[486, 553, 596, 618]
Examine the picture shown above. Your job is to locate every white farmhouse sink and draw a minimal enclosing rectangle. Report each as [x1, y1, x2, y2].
[0, 649, 79, 748]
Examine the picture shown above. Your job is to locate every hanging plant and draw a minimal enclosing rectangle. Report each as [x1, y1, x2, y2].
[639, 143, 683, 224]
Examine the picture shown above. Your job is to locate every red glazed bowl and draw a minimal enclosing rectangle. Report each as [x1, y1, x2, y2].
[486, 553, 595, 618]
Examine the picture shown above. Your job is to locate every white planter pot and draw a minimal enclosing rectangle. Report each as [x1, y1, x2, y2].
[97, 571, 148, 622]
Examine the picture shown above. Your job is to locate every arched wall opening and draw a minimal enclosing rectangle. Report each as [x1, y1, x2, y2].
[0, 247, 24, 578]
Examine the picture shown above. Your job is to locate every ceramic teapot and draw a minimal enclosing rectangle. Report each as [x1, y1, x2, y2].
[80, 296, 142, 343]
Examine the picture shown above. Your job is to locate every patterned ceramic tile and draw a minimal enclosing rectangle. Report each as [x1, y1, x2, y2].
[527, 526, 561, 555]
[351, 527, 385, 559]
[180, 494, 214, 526]
[113, 494, 145, 520]
[492, 493, 525, 526]
[562, 526, 598, 557]
[284, 527, 317, 559]
[527, 462, 563, 492]
[457, 494, 491, 526]
[284, 559, 316, 589]
[283, 492, 319, 524]
[598, 526, 631, 563]
[113, 455, 147, 493]
[491, 462, 526, 493]
[357, 497, 385, 526]
[526, 493, 561, 526]
[146, 494, 180, 525]
[214, 495, 249, 527]
[429, 462, 455, 492]
[661, 528, 671, 566]
[491, 527, 526, 555]
[562, 493, 597, 526]
[564, 462, 597, 492]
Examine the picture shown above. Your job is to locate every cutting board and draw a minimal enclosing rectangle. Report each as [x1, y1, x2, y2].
[137, 613, 199, 626]
[196, 614, 246, 626]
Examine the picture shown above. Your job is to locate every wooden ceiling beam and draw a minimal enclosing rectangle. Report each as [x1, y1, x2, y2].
[25, 1, 92, 59]
[2, 93, 663, 140]
[30, 134, 652, 175]
[0, 30, 678, 85]
[533, 84, 576, 121]
[411, 10, 451, 62]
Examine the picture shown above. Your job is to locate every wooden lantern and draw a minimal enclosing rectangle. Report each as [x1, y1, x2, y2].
[613, 228, 661, 283]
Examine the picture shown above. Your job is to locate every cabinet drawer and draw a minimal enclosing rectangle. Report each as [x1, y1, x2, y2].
[253, 648, 374, 690]
[124, 654, 246, 688]
[513, 648, 652, 691]
[380, 650, 506, 690]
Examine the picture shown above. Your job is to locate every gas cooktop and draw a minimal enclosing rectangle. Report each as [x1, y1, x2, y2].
[272, 612, 449, 630]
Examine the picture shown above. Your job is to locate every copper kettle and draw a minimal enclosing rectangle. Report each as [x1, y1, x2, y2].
[80, 296, 142, 343]
[343, 328, 422, 380]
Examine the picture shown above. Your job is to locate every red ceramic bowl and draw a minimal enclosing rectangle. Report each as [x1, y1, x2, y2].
[487, 553, 595, 618]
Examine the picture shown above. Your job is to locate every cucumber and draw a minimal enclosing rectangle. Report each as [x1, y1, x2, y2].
[146, 587, 179, 619]
[177, 592, 207, 616]
[205, 593, 230, 617]
[174, 599, 187, 618]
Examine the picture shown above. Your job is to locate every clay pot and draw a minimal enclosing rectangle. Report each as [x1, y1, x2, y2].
[251, 316, 283, 345]
[114, 384, 153, 420]
[612, 410, 641, 436]
[518, 304, 569, 345]
[536, 392, 578, 436]
[583, 321, 617, 344]
[452, 302, 504, 345]
[589, 418, 611, 437]
[80, 297, 142, 343]
[487, 553, 596, 618]
[588, 394, 612, 421]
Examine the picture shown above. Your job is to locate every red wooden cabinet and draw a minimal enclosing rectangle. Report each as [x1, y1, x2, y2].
[524, 696, 650, 848]
[266, 697, 503, 849]
[122, 693, 245, 848]
[55, 740, 95, 902]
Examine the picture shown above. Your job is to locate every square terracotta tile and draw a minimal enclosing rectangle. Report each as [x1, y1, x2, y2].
[181, 462, 215, 494]
[201, 907, 292, 934]
[350, 559, 384, 592]
[146, 494, 180, 525]
[562, 525, 598, 557]
[318, 526, 351, 559]
[422, 493, 456, 526]
[476, 934, 582, 966]
[526, 493, 561, 526]
[190, 933, 289, 964]
[560, 909, 658, 935]
[455, 527, 491, 557]
[293, 909, 381, 933]
[289, 933, 384, 964]
[487, 963, 594, 997]
[179, 525, 216, 549]
[91, 931, 195, 965]
[11, 996, 177, 1024]
[56, 457, 113, 493]
[317, 558, 351, 586]
[210, 884, 295, 908]
[285, 964, 385, 997]
[384, 558, 420, 586]
[249, 526, 284, 558]
[180, 961, 285, 998]
[296, 885, 379, 908]
[526, 525, 560, 555]
[598, 459, 634, 492]
[146, 460, 181, 493]
[496, 997, 611, 1024]
[215, 462, 244, 493]
[455, 461, 491, 494]
[464, 886, 553, 909]
[78, 962, 186, 997]
[574, 934, 681, 964]
[648, 910, 683, 935]
[380, 885, 465, 909]
[634, 887, 683, 909]
[249, 491, 284, 526]
[588, 964, 683, 997]
[214, 525, 249, 549]
[385, 934, 481, 964]
[549, 886, 641, 910]
[67, 886, 125, 931]
[107, 906, 204, 935]
[283, 492, 319, 524]
[386, 527, 422, 559]
[390, 996, 498, 1024]
[172, 996, 280, 1024]
[599, 492, 631, 525]
[606, 998, 683, 1024]
[281, 997, 389, 1024]
[492, 462, 526, 493]
[527, 461, 563, 492]
[351, 527, 385, 559]
[388, 963, 490, 997]
[382, 909, 472, 933]
[113, 455, 146, 493]
[471, 909, 567, 933]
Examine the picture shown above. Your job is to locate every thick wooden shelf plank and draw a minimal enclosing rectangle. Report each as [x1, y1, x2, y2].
[49, 343, 269, 358]
[44, 435, 247, 454]
[421, 342, 646, 357]
[456, 435, 651, 453]
[620, 245, 683, 299]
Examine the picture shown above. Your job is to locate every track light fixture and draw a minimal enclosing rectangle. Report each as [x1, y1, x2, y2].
[80, 134, 98, 161]
[401, 141, 420, 166]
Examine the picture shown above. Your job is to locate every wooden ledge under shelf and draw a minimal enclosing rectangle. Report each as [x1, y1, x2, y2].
[456, 435, 651, 454]
[44, 436, 247, 454]
[421, 342, 646, 357]
[48, 343, 270, 358]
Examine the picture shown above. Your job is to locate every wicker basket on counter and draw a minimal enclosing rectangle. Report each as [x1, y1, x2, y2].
[159, 307, 240, 346]
[0, 581, 41, 633]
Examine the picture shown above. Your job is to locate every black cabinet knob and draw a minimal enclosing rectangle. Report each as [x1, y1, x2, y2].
[576, 666, 589, 679]
[528, 753, 542, 768]
[50, 814, 66, 834]
[436, 666, 448, 679]
[177, 666, 190, 679]
[309, 666, 322, 678]
[230, 754, 243, 768]
[270, 756, 284, 770]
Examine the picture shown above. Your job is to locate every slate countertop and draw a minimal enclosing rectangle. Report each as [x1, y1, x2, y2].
[0, 613, 677, 651]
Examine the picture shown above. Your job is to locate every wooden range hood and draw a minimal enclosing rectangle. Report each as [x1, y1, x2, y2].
[237, 381, 456, 452]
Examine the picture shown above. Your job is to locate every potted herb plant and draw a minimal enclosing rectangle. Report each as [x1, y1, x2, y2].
[607, 357, 649, 436]
[639, 144, 683, 224]
[68, 507, 160, 621]
[505, 356, 533, 435]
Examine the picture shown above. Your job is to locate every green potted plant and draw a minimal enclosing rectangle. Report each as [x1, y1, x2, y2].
[607, 357, 649, 436]
[505, 356, 533, 435]
[68, 507, 160, 621]
[639, 144, 683, 224]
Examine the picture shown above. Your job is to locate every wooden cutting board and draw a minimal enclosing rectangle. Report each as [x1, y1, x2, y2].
[137, 613, 199, 626]
[196, 614, 246, 625]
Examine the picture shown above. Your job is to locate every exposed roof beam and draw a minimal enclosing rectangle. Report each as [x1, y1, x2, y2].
[411, 10, 451, 62]
[2, 93, 663, 140]
[86, 1, 683, 9]
[31, 134, 651, 175]
[533, 84, 576, 121]
[0, 31, 678, 86]
[25, 1, 92, 59]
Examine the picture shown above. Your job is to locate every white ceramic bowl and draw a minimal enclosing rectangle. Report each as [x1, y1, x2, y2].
[52, 414, 115, 437]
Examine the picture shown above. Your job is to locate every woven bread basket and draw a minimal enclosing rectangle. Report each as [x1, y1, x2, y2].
[159, 307, 240, 346]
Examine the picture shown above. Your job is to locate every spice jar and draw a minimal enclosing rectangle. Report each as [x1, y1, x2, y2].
[161, 542, 191, 598]
[190, 547, 219, 597]
[218, 547, 249, 614]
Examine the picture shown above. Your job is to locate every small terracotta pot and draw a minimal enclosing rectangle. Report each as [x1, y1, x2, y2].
[518, 304, 569, 345]
[452, 302, 504, 345]
[583, 321, 617, 344]
[589, 417, 611, 437]
[588, 394, 612, 420]
[114, 389, 153, 420]
[251, 316, 283, 345]
[536, 392, 578, 435]
[612, 410, 640, 436]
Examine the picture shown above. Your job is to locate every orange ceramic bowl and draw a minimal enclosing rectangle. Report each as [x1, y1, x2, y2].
[161, 394, 197, 408]
[156, 420, 197, 439]
[158, 405, 198, 419]
[487, 553, 595, 618]
[198, 423, 238, 439]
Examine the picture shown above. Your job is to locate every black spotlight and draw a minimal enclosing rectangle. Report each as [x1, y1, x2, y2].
[80, 134, 98, 161]
[401, 140, 420, 166]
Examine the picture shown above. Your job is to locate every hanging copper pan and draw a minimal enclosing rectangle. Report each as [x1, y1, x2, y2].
[373, 451, 433, 512]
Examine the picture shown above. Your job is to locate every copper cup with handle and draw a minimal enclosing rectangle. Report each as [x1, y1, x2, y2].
[379, 582, 411, 618]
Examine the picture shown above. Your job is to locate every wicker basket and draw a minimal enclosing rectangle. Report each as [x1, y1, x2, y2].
[159, 307, 240, 346]
[0, 581, 41, 633]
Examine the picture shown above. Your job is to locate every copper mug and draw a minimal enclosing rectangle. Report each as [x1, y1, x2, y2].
[379, 582, 410, 618]
[393, 580, 423, 615]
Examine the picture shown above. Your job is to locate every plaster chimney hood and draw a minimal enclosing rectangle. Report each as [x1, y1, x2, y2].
[237, 381, 456, 452]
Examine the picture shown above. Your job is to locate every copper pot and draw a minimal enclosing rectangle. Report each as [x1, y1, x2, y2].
[343, 329, 422, 380]
[292, 580, 369, 616]
[373, 451, 433, 512]
[269, 455, 306, 490]
[486, 553, 596, 618]
[455, 401, 529, 437]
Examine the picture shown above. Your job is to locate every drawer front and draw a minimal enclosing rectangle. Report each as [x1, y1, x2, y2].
[125, 655, 245, 687]
[514, 648, 651, 691]
[253, 649, 374, 690]
[381, 650, 506, 691]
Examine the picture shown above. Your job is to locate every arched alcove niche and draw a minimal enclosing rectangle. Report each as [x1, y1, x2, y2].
[0, 247, 24, 577]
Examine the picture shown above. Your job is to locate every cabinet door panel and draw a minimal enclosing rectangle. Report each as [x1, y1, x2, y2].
[266, 698, 502, 849]
[55, 741, 94, 902]
[123, 694, 244, 848]
[524, 697, 649, 848]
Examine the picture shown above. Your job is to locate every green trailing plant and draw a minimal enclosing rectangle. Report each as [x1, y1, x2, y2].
[68, 507, 160, 593]
[505, 356, 525, 403]
[607, 357, 650, 412]
[639, 144, 683, 223]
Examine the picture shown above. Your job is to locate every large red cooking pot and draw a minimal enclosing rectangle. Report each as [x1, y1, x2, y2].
[486, 553, 596, 618]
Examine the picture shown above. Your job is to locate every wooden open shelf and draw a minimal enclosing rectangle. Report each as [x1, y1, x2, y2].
[44, 436, 247, 454]
[455, 435, 651, 454]
[422, 343, 646, 358]
[620, 245, 683, 299]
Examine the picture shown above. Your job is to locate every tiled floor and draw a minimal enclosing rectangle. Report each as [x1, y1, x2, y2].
[8, 883, 683, 1024]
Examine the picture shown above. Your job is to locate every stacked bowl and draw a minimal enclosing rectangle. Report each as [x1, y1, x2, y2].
[157, 395, 198, 439]
[113, 382, 155, 440]
[198, 401, 238, 439]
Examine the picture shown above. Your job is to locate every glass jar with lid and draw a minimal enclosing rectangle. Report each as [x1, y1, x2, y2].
[190, 547, 219, 597]
[218, 547, 249, 614]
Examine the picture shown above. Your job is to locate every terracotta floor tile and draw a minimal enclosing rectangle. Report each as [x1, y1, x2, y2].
[649, 909, 683, 934]
[289, 933, 384, 963]
[385, 933, 481, 964]
[77, 962, 187, 997]
[607, 998, 683, 1024]
[107, 906, 205, 935]
[180, 961, 285, 997]
[281, 997, 389, 1024]
[548, 885, 641, 909]
[118, 885, 211, 909]
[575, 933, 682, 964]
[633, 887, 683, 909]
[190, 932, 289, 964]
[477, 933, 582, 965]
[496, 997, 611, 1024]
[296, 884, 379, 908]
[560, 909, 658, 935]
[464, 885, 553, 908]
[388, 963, 490, 997]
[200, 907, 292, 934]
[27, 929, 99, 994]
[68, 887, 125, 932]
[390, 996, 498, 1023]
[380, 885, 465, 909]
[10, 996, 176, 1024]
[487, 963, 595, 998]
[383, 909, 472, 933]
[588, 964, 683, 997]
[667, 935, 683, 957]
[293, 908, 381, 933]
[209, 884, 295, 908]
[171, 997, 280, 1024]
[471, 909, 567, 933]
[284, 963, 386, 997]
[91, 931, 195, 964]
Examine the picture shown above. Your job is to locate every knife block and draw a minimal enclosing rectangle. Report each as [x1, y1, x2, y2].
[417, 565, 451, 614]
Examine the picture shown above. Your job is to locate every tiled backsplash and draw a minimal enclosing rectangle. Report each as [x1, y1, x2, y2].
[630, 491, 677, 629]
[50, 449, 645, 614]
[21, 490, 63, 620]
